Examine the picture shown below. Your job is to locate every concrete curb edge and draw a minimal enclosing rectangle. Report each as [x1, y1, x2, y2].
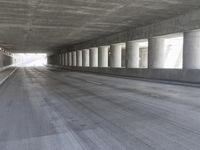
[0, 68, 17, 86]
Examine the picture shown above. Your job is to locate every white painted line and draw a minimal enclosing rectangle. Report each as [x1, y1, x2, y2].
[0, 68, 17, 86]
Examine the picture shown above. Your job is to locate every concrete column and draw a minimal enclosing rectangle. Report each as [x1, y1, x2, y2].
[110, 44, 122, 68]
[82, 49, 90, 67]
[72, 51, 76, 66]
[148, 37, 165, 68]
[98, 46, 109, 67]
[62, 53, 65, 66]
[90, 47, 98, 67]
[55, 55, 57, 65]
[59, 54, 62, 65]
[54, 55, 56, 65]
[140, 48, 148, 68]
[183, 30, 200, 69]
[77, 50, 82, 67]
[57, 55, 59, 65]
[60, 54, 62, 65]
[65, 53, 68, 66]
[68, 52, 72, 66]
[126, 41, 140, 68]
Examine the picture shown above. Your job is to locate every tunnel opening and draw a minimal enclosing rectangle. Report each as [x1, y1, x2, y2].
[152, 33, 183, 69]
[164, 36, 183, 69]
[13, 53, 47, 67]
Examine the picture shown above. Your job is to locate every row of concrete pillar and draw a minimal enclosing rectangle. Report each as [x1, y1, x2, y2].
[61, 46, 110, 67]
[58, 42, 145, 68]
[53, 29, 200, 69]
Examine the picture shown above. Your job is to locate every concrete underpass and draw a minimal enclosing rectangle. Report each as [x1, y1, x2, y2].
[1, 0, 200, 150]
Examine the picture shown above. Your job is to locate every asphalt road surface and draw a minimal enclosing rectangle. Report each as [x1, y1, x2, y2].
[0, 67, 200, 150]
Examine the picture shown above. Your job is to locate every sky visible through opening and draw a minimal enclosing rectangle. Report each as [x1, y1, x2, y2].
[164, 36, 183, 69]
[13, 53, 47, 67]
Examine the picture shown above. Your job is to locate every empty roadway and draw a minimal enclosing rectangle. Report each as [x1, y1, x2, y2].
[0, 67, 200, 150]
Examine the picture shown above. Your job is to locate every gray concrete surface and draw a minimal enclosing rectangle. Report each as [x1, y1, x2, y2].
[62, 8, 200, 52]
[1, 1, 200, 52]
[0, 67, 16, 85]
[48, 65, 200, 84]
[183, 30, 200, 69]
[1, 67, 200, 150]
[0, 53, 12, 69]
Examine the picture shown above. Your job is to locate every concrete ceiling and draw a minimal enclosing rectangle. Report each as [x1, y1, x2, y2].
[0, 0, 200, 53]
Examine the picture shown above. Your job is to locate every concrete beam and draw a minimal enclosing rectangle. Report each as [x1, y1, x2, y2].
[64, 9, 200, 51]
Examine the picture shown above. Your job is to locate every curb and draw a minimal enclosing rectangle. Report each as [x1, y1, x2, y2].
[47, 65, 200, 88]
[0, 68, 17, 86]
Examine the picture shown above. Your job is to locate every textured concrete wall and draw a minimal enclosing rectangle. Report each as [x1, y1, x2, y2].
[0, 53, 13, 71]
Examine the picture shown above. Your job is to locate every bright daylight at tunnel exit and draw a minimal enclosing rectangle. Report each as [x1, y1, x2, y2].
[13, 53, 47, 67]
[1, 0, 200, 150]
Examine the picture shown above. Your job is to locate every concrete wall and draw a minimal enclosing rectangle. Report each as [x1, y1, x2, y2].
[0, 52, 13, 71]
[48, 66, 200, 84]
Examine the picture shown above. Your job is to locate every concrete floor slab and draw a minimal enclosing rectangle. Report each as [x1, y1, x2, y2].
[0, 67, 200, 150]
